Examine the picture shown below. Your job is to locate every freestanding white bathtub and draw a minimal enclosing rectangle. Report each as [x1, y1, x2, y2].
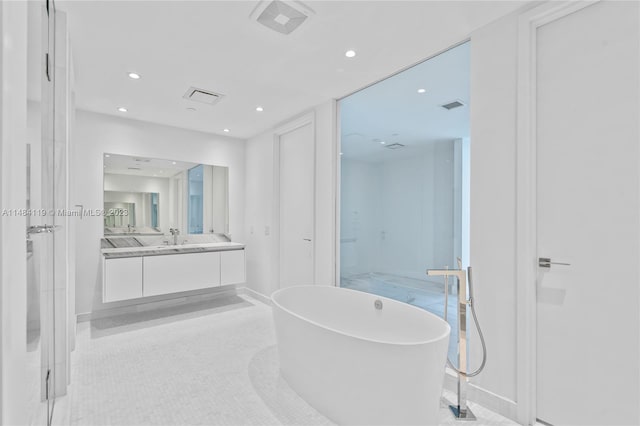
[271, 285, 450, 425]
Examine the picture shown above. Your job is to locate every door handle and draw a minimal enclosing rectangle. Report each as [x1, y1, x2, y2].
[303, 238, 312, 242]
[27, 224, 60, 237]
[538, 257, 571, 268]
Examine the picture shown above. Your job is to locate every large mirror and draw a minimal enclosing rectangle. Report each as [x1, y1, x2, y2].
[103, 153, 229, 236]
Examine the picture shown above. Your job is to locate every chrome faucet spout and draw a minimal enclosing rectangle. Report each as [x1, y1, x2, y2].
[169, 228, 180, 245]
[426, 269, 466, 281]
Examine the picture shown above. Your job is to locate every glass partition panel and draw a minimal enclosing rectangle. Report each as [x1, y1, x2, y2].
[26, 2, 70, 420]
[338, 42, 470, 362]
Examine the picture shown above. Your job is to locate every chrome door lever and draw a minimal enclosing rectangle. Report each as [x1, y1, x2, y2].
[27, 224, 60, 238]
[538, 257, 571, 268]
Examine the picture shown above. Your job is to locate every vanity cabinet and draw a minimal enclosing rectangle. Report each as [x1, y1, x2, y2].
[103, 257, 143, 302]
[143, 251, 221, 297]
[102, 247, 245, 302]
[221, 249, 245, 285]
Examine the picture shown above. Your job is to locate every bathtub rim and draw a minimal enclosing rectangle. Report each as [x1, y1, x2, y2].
[271, 285, 451, 347]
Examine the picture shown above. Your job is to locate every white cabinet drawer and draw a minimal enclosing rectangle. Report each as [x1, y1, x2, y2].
[221, 249, 245, 285]
[104, 257, 143, 302]
[143, 252, 221, 297]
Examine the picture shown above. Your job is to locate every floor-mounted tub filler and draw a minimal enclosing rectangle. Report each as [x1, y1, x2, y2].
[271, 285, 451, 425]
[427, 262, 488, 421]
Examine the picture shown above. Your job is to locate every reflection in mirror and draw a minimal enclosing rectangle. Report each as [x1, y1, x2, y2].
[188, 165, 204, 234]
[103, 154, 228, 236]
[104, 191, 159, 228]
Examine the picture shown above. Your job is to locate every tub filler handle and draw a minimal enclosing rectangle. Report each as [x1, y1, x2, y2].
[374, 299, 383, 310]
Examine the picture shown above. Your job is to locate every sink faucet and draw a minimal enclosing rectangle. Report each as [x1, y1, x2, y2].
[169, 228, 180, 245]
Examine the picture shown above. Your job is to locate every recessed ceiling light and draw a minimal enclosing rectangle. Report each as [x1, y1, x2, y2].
[117, 107, 127, 112]
[172, 161, 177, 165]
[380, 141, 386, 145]
[417, 88, 426, 94]
[223, 128, 230, 133]
[256, 106, 264, 112]
[128, 72, 141, 80]
[105, 154, 110, 158]
[345, 50, 356, 58]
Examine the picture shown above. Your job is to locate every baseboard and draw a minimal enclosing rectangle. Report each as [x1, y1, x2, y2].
[237, 286, 273, 306]
[443, 369, 518, 423]
[76, 285, 240, 322]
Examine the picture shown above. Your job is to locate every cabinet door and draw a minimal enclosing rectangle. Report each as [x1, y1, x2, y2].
[143, 252, 221, 297]
[221, 249, 245, 285]
[104, 257, 143, 302]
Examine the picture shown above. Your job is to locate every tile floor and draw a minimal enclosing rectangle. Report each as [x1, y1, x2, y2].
[53, 293, 517, 426]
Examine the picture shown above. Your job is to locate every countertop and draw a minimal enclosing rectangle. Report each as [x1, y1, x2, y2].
[102, 242, 245, 259]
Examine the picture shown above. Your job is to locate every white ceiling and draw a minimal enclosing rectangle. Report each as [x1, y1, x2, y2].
[33, 1, 529, 140]
[340, 41, 469, 162]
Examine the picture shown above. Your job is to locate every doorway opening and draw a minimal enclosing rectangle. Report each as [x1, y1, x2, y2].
[338, 41, 470, 361]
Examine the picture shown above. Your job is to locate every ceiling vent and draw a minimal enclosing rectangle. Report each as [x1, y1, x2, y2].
[385, 143, 405, 150]
[441, 100, 465, 110]
[183, 87, 225, 106]
[250, 1, 314, 35]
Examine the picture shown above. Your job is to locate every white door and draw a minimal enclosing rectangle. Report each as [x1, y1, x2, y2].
[536, 2, 639, 425]
[279, 121, 315, 288]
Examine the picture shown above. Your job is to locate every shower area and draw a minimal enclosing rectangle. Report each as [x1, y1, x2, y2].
[339, 42, 470, 360]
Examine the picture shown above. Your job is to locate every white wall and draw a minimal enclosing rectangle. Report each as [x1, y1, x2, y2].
[244, 101, 337, 297]
[314, 102, 338, 286]
[466, 6, 528, 406]
[74, 110, 245, 315]
[244, 130, 274, 297]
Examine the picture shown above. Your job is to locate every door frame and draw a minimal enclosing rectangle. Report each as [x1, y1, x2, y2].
[0, 1, 29, 424]
[272, 111, 316, 289]
[515, 1, 600, 424]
